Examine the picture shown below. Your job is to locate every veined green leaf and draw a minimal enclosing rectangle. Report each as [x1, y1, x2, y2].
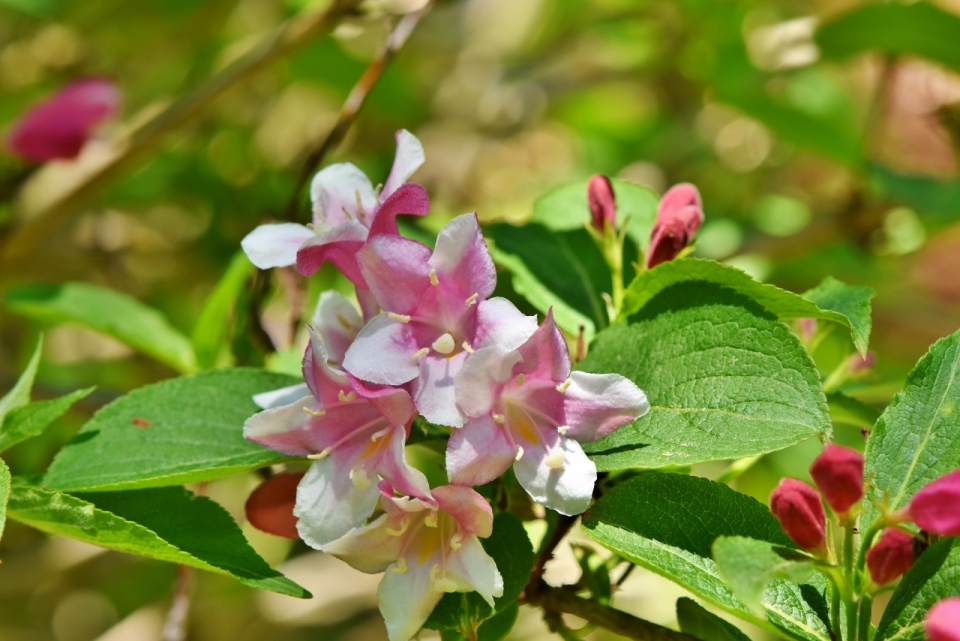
[713, 537, 815, 615]
[0, 336, 42, 428]
[43, 369, 299, 492]
[0, 459, 9, 548]
[827, 392, 880, 431]
[192, 251, 255, 370]
[0, 388, 94, 453]
[7, 484, 309, 597]
[4, 283, 197, 374]
[801, 277, 873, 355]
[580, 279, 830, 470]
[676, 597, 751, 641]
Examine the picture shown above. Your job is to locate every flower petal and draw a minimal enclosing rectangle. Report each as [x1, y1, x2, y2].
[382, 129, 425, 199]
[252, 383, 310, 410]
[367, 182, 431, 237]
[428, 213, 497, 303]
[515, 309, 569, 382]
[320, 512, 402, 573]
[310, 162, 377, 228]
[474, 297, 538, 352]
[561, 371, 649, 442]
[447, 415, 516, 487]
[445, 535, 504, 607]
[376, 426, 433, 501]
[296, 221, 369, 281]
[241, 223, 313, 269]
[454, 346, 519, 418]
[513, 435, 597, 516]
[358, 234, 434, 314]
[304, 327, 352, 404]
[295, 455, 382, 548]
[412, 352, 468, 427]
[377, 557, 444, 641]
[349, 374, 418, 427]
[657, 183, 702, 221]
[431, 485, 494, 538]
[312, 291, 363, 366]
[243, 398, 318, 456]
[343, 313, 421, 385]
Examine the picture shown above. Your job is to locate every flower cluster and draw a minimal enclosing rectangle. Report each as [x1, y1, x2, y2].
[241, 132, 650, 640]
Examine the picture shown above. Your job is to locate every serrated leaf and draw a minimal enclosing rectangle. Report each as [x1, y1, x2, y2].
[4, 283, 197, 374]
[676, 597, 751, 641]
[7, 484, 309, 597]
[0, 336, 42, 428]
[43, 369, 299, 492]
[713, 537, 815, 615]
[0, 459, 9, 548]
[862, 329, 960, 528]
[424, 512, 534, 634]
[192, 251, 254, 369]
[0, 388, 94, 453]
[580, 280, 830, 470]
[582, 473, 829, 641]
[827, 392, 880, 431]
[876, 538, 960, 641]
[622, 259, 872, 355]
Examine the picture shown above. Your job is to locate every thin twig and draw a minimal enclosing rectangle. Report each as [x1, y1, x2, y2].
[525, 514, 577, 600]
[284, 4, 431, 222]
[161, 564, 195, 641]
[3, 0, 362, 263]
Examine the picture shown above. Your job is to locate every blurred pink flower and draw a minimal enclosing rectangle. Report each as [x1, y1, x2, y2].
[770, 478, 826, 550]
[6, 77, 120, 162]
[587, 175, 616, 231]
[926, 598, 960, 641]
[646, 183, 704, 269]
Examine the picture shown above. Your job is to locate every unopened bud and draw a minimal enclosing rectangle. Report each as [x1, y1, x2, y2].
[810, 444, 864, 514]
[770, 478, 826, 550]
[926, 598, 960, 641]
[646, 183, 704, 269]
[908, 469, 960, 536]
[588, 175, 616, 231]
[866, 528, 914, 585]
[848, 352, 876, 375]
[244, 472, 305, 540]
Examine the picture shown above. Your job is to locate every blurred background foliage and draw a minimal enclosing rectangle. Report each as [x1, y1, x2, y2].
[2, 0, 960, 639]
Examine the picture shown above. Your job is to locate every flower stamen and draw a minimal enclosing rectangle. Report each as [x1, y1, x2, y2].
[462, 341, 474, 353]
[429, 269, 439, 286]
[349, 467, 371, 489]
[339, 390, 357, 403]
[545, 447, 565, 469]
[557, 425, 570, 435]
[412, 347, 430, 360]
[432, 333, 455, 355]
[388, 312, 411, 323]
[390, 557, 407, 573]
[303, 406, 326, 417]
[515, 446, 525, 461]
[465, 293, 479, 306]
[386, 517, 410, 537]
[556, 378, 573, 393]
[492, 414, 505, 424]
[307, 447, 332, 460]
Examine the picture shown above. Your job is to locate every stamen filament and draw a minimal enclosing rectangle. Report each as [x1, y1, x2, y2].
[307, 447, 332, 460]
[465, 293, 479, 306]
[303, 406, 326, 417]
[388, 312, 411, 323]
[462, 341, 474, 353]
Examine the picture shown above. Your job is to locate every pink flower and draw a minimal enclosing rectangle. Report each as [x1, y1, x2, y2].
[909, 469, 960, 536]
[809, 444, 864, 515]
[241, 130, 429, 290]
[342, 213, 538, 427]
[324, 484, 503, 641]
[926, 598, 960, 641]
[770, 478, 826, 550]
[244, 327, 431, 547]
[447, 311, 648, 515]
[646, 183, 704, 269]
[588, 175, 616, 232]
[6, 77, 120, 162]
[866, 528, 914, 586]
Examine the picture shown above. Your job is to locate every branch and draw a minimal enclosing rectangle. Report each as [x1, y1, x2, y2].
[524, 582, 700, 641]
[161, 564, 194, 641]
[525, 513, 577, 600]
[284, 4, 430, 221]
[2, 0, 362, 262]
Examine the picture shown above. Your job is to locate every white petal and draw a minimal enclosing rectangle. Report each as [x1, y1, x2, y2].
[446, 535, 504, 607]
[377, 558, 444, 641]
[454, 346, 519, 418]
[513, 437, 597, 516]
[412, 352, 468, 427]
[343, 313, 420, 385]
[562, 371, 650, 442]
[474, 297, 538, 352]
[320, 512, 403, 574]
[252, 383, 310, 410]
[310, 163, 377, 228]
[311, 290, 363, 366]
[241, 223, 313, 269]
[294, 457, 381, 548]
[382, 129, 425, 199]
[446, 415, 516, 486]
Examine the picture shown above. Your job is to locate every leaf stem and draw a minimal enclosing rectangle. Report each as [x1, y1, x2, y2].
[858, 595, 872, 641]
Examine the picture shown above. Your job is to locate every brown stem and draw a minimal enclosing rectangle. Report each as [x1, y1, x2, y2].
[2, 0, 362, 263]
[161, 565, 195, 641]
[525, 514, 577, 600]
[525, 583, 699, 641]
[284, 4, 431, 222]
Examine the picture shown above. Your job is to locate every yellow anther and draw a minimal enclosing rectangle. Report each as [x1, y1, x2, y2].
[492, 414, 505, 424]
[461, 341, 474, 353]
[450, 533, 463, 550]
[516, 374, 525, 386]
[545, 447, 565, 469]
[557, 425, 570, 435]
[386, 517, 410, 537]
[374, 183, 383, 204]
[435, 577, 458, 593]
[370, 428, 391, 442]
[425, 510, 439, 528]
[412, 347, 430, 360]
[355, 189, 366, 220]
[390, 558, 407, 573]
[465, 293, 478, 306]
[388, 312, 411, 323]
[306, 222, 316, 230]
[515, 446, 525, 461]
[429, 564, 441, 581]
[307, 447, 332, 460]
[432, 333, 455, 355]
[336, 313, 353, 330]
[303, 406, 326, 417]
[339, 390, 357, 403]
[349, 467, 371, 489]
[429, 269, 439, 286]
[556, 378, 573, 393]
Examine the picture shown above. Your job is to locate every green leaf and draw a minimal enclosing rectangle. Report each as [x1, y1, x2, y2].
[870, 164, 960, 222]
[816, 2, 960, 75]
[876, 538, 960, 641]
[7, 484, 309, 597]
[582, 473, 829, 641]
[0, 336, 42, 428]
[827, 392, 880, 431]
[676, 597, 751, 641]
[5, 283, 197, 374]
[441, 603, 520, 641]
[0, 458, 9, 548]
[713, 537, 815, 615]
[862, 328, 960, 528]
[0, 388, 94, 453]
[424, 512, 534, 634]
[622, 259, 873, 355]
[192, 251, 255, 370]
[43, 369, 299, 492]
[580, 279, 830, 470]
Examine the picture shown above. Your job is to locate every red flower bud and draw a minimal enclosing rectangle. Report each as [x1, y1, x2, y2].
[866, 528, 914, 585]
[6, 77, 120, 163]
[770, 478, 826, 550]
[588, 175, 616, 231]
[809, 444, 864, 514]
[646, 183, 704, 269]
[245, 472, 304, 540]
[909, 469, 960, 536]
[848, 352, 876, 375]
[926, 598, 960, 641]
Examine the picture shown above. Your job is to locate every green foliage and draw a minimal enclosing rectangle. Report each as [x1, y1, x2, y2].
[579, 279, 830, 470]
[713, 537, 815, 615]
[676, 597, 752, 641]
[0, 388, 94, 452]
[191, 251, 255, 369]
[0, 336, 42, 427]
[6, 484, 309, 597]
[826, 392, 880, 431]
[876, 538, 960, 641]
[801, 276, 874, 356]
[5, 283, 197, 374]
[862, 328, 960, 527]
[43, 369, 298, 492]
[0, 459, 9, 548]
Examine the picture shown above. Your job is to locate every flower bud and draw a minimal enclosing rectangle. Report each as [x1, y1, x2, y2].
[588, 175, 616, 232]
[848, 352, 876, 375]
[809, 444, 864, 514]
[770, 478, 826, 550]
[866, 528, 914, 585]
[6, 77, 120, 162]
[646, 183, 704, 269]
[909, 469, 960, 536]
[926, 598, 960, 641]
[244, 472, 304, 540]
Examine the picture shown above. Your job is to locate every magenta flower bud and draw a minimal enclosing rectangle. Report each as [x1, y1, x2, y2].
[6, 77, 120, 163]
[866, 528, 914, 585]
[926, 598, 960, 641]
[770, 478, 826, 550]
[809, 444, 864, 514]
[588, 175, 616, 231]
[848, 352, 876, 374]
[909, 469, 960, 536]
[646, 183, 704, 269]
